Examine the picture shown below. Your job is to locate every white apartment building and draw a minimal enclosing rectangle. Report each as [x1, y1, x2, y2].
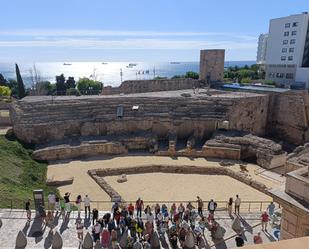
[264, 12, 309, 88]
[256, 34, 268, 65]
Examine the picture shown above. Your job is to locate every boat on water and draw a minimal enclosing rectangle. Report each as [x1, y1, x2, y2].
[63, 63, 72, 66]
[170, 62, 181, 64]
[128, 63, 137, 67]
[102, 62, 108, 64]
[126, 65, 133, 68]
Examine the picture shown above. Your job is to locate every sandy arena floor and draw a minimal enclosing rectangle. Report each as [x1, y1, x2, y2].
[47, 155, 280, 209]
[104, 173, 271, 202]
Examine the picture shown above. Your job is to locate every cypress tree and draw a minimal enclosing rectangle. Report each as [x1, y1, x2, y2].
[15, 64, 26, 99]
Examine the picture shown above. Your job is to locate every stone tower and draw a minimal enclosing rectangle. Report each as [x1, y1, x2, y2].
[199, 49, 225, 84]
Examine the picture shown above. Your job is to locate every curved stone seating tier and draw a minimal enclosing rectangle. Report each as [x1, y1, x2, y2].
[88, 164, 269, 202]
[10, 91, 268, 145]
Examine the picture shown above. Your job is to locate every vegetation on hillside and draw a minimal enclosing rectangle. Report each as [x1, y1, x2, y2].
[0, 134, 58, 208]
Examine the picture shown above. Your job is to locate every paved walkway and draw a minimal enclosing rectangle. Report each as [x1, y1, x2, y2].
[0, 209, 280, 249]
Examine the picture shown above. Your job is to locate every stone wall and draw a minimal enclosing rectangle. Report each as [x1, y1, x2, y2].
[205, 131, 287, 169]
[102, 78, 197, 95]
[11, 92, 269, 144]
[199, 49, 225, 83]
[267, 91, 309, 145]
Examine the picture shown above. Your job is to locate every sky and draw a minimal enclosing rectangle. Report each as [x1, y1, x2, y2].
[0, 0, 308, 62]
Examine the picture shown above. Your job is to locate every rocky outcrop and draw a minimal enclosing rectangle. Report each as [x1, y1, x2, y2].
[205, 131, 287, 169]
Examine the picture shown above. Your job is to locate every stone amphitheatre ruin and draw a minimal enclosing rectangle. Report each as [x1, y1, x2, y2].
[7, 50, 309, 242]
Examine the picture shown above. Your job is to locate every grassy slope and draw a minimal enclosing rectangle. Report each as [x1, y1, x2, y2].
[0, 135, 58, 208]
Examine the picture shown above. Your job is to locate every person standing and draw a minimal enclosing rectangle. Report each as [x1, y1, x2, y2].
[55, 195, 60, 213]
[235, 234, 244, 247]
[197, 196, 204, 217]
[228, 197, 233, 217]
[208, 199, 217, 214]
[128, 203, 135, 217]
[253, 232, 263, 244]
[92, 221, 101, 242]
[84, 194, 91, 216]
[47, 192, 56, 213]
[261, 211, 269, 232]
[76, 195, 82, 216]
[64, 192, 71, 213]
[135, 198, 144, 218]
[267, 201, 275, 217]
[25, 199, 31, 222]
[92, 208, 99, 225]
[235, 195, 241, 215]
[76, 219, 84, 241]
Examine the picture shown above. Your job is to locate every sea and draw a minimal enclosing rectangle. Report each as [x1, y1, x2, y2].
[0, 61, 255, 88]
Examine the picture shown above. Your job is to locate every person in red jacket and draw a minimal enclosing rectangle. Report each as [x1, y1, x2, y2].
[135, 198, 144, 218]
[128, 203, 134, 216]
[261, 211, 269, 231]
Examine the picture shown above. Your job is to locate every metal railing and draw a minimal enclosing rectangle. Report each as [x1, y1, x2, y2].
[2, 199, 275, 213]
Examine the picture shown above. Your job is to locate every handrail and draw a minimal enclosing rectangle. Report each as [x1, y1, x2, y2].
[1, 199, 273, 213]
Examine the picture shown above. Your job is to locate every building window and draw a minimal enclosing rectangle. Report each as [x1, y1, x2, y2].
[292, 31, 297, 36]
[281, 56, 286, 61]
[293, 22, 298, 27]
[282, 48, 287, 53]
[289, 48, 295, 53]
[285, 23, 291, 28]
[283, 40, 288, 45]
[288, 56, 293, 61]
[290, 39, 296, 44]
[286, 73, 294, 79]
[268, 73, 275, 78]
[284, 31, 289, 36]
[276, 73, 284, 78]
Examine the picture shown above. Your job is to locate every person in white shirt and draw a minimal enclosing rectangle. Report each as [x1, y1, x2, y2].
[84, 194, 91, 216]
[235, 195, 241, 215]
[47, 192, 56, 212]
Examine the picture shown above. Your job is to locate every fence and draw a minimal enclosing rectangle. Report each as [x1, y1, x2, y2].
[2, 199, 274, 214]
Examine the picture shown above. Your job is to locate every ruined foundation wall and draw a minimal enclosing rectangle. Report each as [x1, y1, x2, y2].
[267, 91, 309, 145]
[103, 78, 197, 95]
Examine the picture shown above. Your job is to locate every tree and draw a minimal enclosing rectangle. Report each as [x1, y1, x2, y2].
[0, 86, 11, 96]
[35, 81, 53, 95]
[0, 73, 8, 86]
[55, 74, 66, 95]
[185, 71, 199, 79]
[65, 77, 76, 89]
[15, 64, 26, 99]
[77, 77, 103, 95]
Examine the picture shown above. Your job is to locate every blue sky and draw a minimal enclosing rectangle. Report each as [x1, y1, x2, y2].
[0, 0, 308, 62]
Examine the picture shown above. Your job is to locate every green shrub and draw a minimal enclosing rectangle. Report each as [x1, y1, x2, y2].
[0, 86, 11, 96]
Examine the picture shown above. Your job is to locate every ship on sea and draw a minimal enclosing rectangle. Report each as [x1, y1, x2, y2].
[63, 63, 72, 66]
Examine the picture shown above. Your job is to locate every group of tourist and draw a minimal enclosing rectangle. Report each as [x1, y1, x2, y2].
[24, 192, 276, 248]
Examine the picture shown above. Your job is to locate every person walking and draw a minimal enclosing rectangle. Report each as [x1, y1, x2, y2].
[55, 195, 60, 213]
[128, 203, 134, 217]
[197, 196, 204, 217]
[84, 194, 91, 216]
[135, 198, 144, 218]
[261, 211, 269, 231]
[253, 232, 263, 244]
[228, 197, 233, 217]
[101, 228, 110, 249]
[25, 199, 31, 222]
[92, 208, 99, 225]
[92, 221, 101, 242]
[235, 195, 241, 215]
